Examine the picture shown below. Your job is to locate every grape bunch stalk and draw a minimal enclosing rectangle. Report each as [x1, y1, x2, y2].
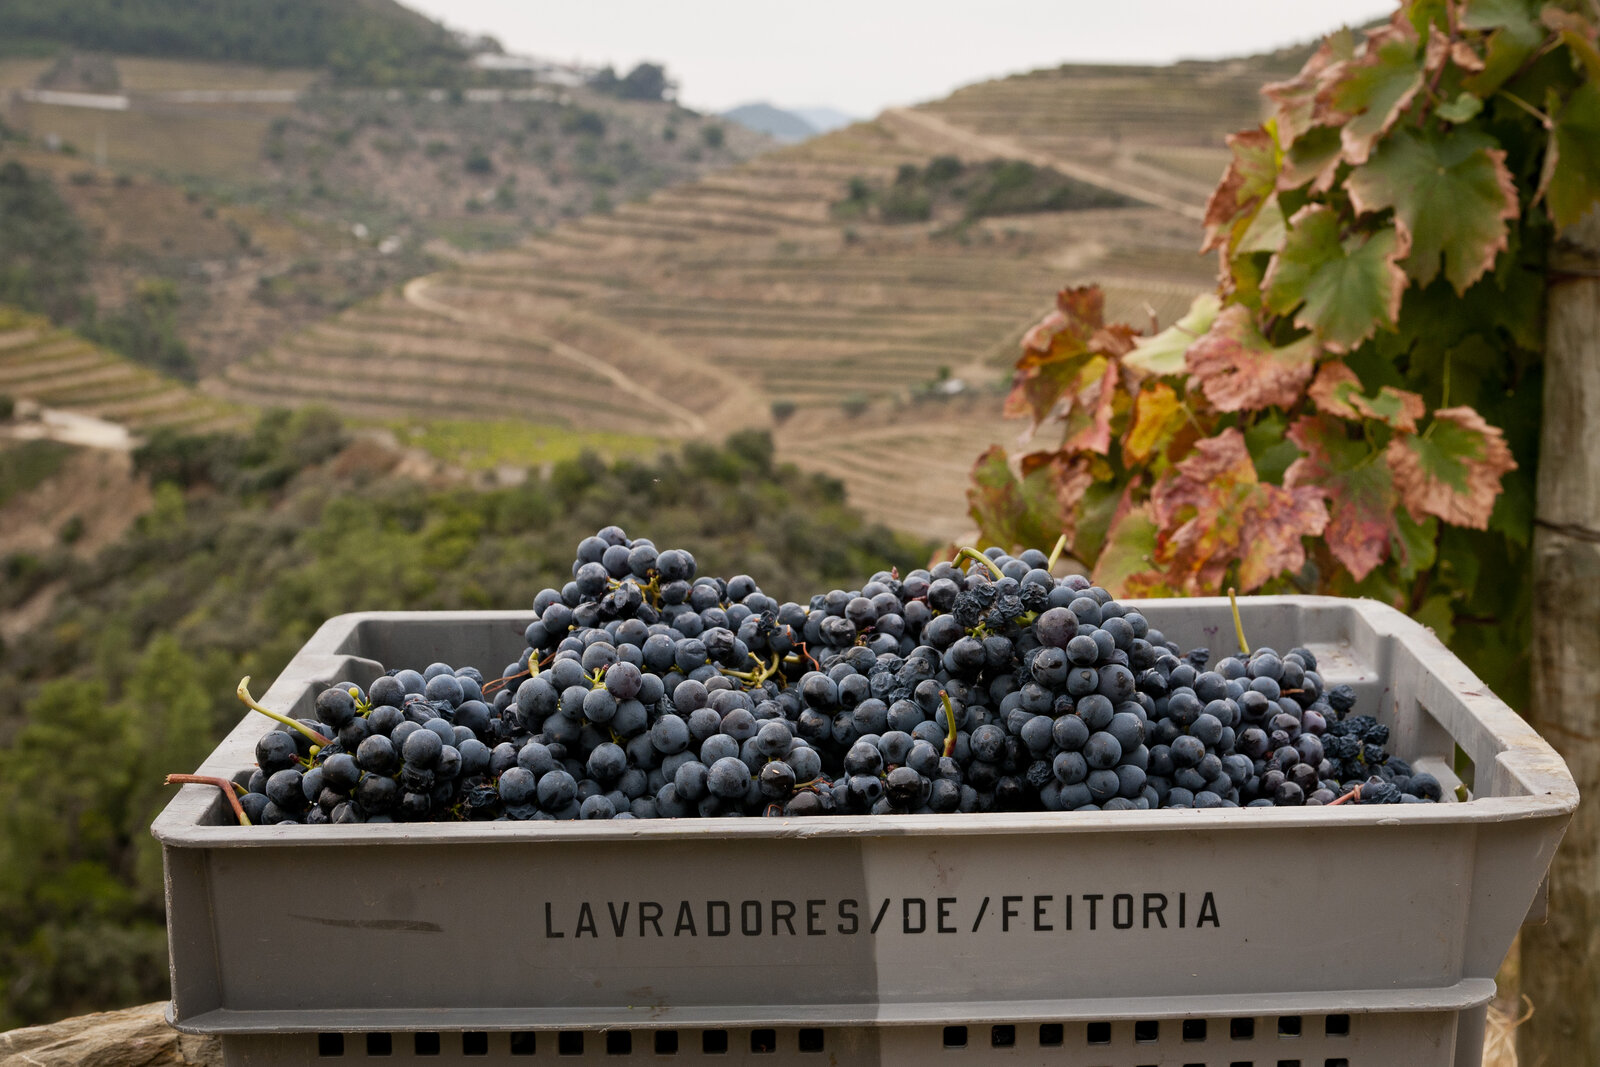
[173, 527, 1443, 825]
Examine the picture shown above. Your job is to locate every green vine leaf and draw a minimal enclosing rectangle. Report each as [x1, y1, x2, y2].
[1347, 126, 1519, 293]
[1262, 205, 1409, 350]
[1543, 7, 1600, 81]
[1285, 414, 1398, 580]
[1437, 92, 1484, 123]
[1278, 125, 1344, 194]
[1125, 292, 1219, 376]
[1185, 304, 1319, 411]
[1324, 20, 1426, 166]
[1150, 427, 1329, 593]
[1460, 0, 1545, 96]
[1092, 502, 1167, 596]
[1385, 406, 1518, 529]
[1540, 80, 1600, 229]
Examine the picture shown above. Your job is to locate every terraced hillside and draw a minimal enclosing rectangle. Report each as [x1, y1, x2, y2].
[212, 49, 1297, 542]
[0, 313, 241, 435]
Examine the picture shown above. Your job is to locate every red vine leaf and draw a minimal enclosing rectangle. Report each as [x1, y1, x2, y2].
[1357, 387, 1426, 433]
[1184, 305, 1318, 412]
[1150, 428, 1329, 593]
[1425, 24, 1486, 76]
[1262, 205, 1409, 351]
[1347, 127, 1519, 294]
[1307, 361, 1364, 419]
[1006, 286, 1109, 432]
[1059, 357, 1119, 454]
[1307, 361, 1425, 431]
[968, 446, 1092, 553]
[1385, 407, 1517, 530]
[1322, 19, 1425, 166]
[1285, 415, 1398, 581]
[1202, 128, 1279, 253]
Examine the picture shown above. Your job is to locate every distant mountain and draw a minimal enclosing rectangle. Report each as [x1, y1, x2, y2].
[722, 102, 816, 143]
[792, 106, 855, 134]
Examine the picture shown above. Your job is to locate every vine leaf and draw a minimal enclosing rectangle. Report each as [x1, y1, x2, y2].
[1285, 415, 1397, 580]
[1092, 503, 1167, 596]
[1436, 92, 1484, 123]
[1150, 428, 1329, 594]
[1540, 81, 1600, 229]
[1263, 28, 1356, 147]
[1006, 286, 1108, 434]
[1425, 23, 1486, 76]
[1278, 125, 1343, 194]
[1347, 127, 1519, 293]
[1202, 128, 1279, 253]
[1125, 292, 1219, 376]
[967, 447, 1091, 553]
[1262, 205, 1409, 350]
[1542, 7, 1600, 82]
[1385, 407, 1517, 530]
[1323, 20, 1425, 166]
[1461, 0, 1545, 99]
[1236, 193, 1287, 253]
[1307, 362, 1426, 431]
[1185, 304, 1319, 411]
[1123, 381, 1187, 464]
[1058, 357, 1119, 454]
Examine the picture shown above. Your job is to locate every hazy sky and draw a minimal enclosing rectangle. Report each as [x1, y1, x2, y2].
[404, 1, 1392, 117]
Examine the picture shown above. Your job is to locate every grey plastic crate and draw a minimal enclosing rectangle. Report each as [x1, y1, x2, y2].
[153, 597, 1576, 1067]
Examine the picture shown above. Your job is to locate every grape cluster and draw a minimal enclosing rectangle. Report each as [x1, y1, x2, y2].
[231, 528, 1441, 825]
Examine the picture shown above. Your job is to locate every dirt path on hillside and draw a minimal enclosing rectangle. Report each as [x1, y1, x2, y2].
[403, 275, 711, 436]
[880, 108, 1206, 222]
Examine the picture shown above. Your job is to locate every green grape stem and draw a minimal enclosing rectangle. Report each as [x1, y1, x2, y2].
[1046, 532, 1069, 571]
[1228, 587, 1251, 657]
[954, 546, 1003, 580]
[236, 676, 331, 752]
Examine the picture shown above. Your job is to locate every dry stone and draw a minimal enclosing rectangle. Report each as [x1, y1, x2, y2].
[0, 1002, 219, 1067]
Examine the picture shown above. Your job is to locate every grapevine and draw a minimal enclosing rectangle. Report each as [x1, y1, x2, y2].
[968, 0, 1600, 705]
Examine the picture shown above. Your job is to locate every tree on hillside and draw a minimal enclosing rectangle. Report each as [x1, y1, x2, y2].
[589, 61, 674, 102]
[0, 161, 88, 323]
[0, 0, 467, 85]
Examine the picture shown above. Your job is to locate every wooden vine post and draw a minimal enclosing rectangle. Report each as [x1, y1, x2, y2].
[1521, 207, 1600, 1062]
